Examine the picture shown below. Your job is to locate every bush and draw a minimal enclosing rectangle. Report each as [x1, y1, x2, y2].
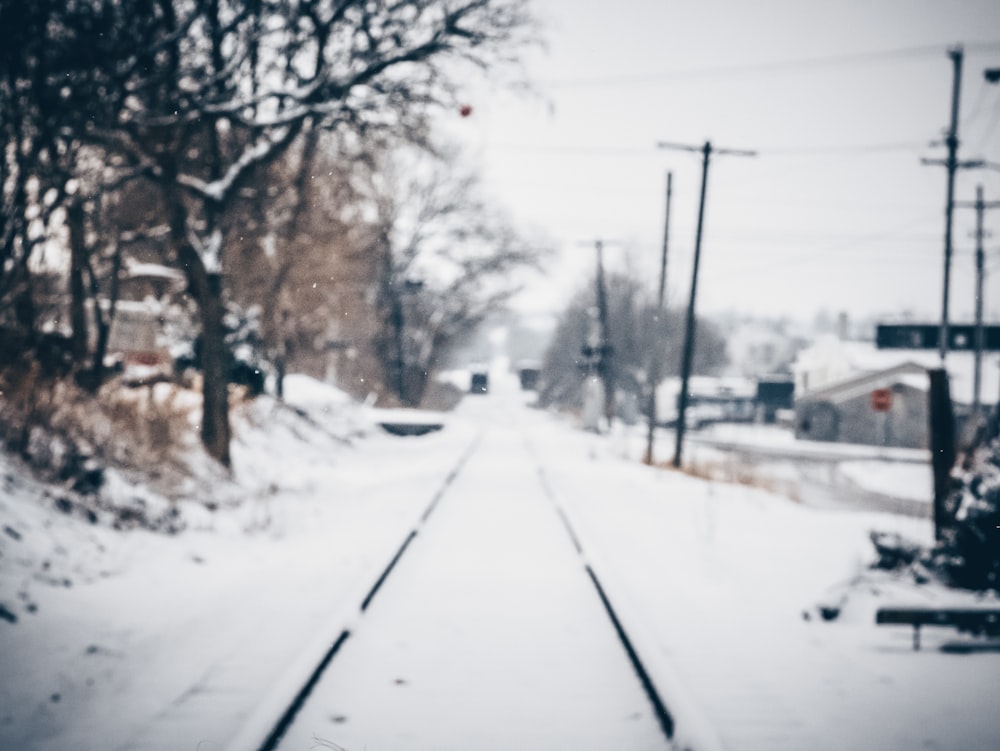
[869, 417, 1000, 594]
[0, 360, 198, 492]
[937, 433, 1000, 591]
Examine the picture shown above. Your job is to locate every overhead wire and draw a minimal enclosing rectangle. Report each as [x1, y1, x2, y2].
[541, 41, 1000, 89]
[485, 41, 1000, 160]
[971, 96, 1000, 155]
[489, 40, 1000, 288]
[706, 213, 947, 279]
[486, 141, 931, 158]
[757, 142, 929, 157]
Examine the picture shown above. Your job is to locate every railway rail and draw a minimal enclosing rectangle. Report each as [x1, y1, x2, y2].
[238, 427, 679, 751]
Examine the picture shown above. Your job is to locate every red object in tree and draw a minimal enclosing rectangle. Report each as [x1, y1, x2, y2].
[459, 104, 473, 117]
[871, 388, 892, 412]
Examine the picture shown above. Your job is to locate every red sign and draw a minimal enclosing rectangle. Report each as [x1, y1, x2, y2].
[871, 388, 892, 412]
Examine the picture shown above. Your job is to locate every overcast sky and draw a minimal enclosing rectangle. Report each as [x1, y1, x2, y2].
[441, 0, 1000, 326]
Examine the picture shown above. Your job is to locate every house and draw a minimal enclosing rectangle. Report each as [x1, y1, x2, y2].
[514, 359, 542, 391]
[654, 375, 758, 428]
[756, 377, 795, 423]
[104, 259, 189, 380]
[792, 335, 999, 449]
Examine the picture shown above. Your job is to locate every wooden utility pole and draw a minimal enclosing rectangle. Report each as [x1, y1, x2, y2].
[578, 239, 617, 427]
[921, 46, 984, 361]
[928, 368, 956, 542]
[658, 140, 756, 468]
[594, 239, 614, 423]
[644, 172, 672, 465]
[955, 185, 1000, 414]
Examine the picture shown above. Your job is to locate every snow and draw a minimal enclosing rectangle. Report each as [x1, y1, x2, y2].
[122, 259, 186, 283]
[271, 427, 666, 751]
[838, 460, 933, 503]
[2, 371, 999, 750]
[523, 413, 998, 750]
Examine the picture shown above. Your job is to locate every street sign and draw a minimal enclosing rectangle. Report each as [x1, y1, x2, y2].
[876, 323, 1000, 351]
[871, 388, 892, 412]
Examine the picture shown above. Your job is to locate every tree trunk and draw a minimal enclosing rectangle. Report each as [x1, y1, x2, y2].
[67, 198, 89, 366]
[928, 368, 956, 543]
[85, 240, 123, 392]
[195, 270, 232, 467]
[164, 182, 232, 467]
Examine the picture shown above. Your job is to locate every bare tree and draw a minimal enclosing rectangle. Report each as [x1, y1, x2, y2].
[3, 0, 536, 466]
[225, 132, 369, 396]
[538, 272, 729, 414]
[361, 146, 546, 406]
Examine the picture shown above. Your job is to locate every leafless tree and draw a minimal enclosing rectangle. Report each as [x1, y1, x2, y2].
[538, 272, 729, 413]
[4, 0, 537, 465]
[362, 146, 546, 406]
[225, 131, 370, 396]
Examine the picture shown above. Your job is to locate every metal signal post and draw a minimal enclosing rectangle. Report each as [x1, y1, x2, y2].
[645, 172, 673, 465]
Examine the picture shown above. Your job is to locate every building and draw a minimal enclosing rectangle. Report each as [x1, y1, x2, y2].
[103, 259, 189, 381]
[792, 335, 999, 449]
[654, 375, 758, 428]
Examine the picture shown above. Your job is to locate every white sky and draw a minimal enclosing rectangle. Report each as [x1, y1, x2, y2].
[441, 0, 1000, 325]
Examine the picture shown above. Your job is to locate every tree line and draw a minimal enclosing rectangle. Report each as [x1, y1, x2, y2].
[537, 269, 729, 417]
[1, 0, 541, 467]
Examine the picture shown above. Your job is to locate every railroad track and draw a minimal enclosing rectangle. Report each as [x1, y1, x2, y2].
[235, 427, 680, 751]
[247, 431, 484, 751]
[532, 455, 677, 743]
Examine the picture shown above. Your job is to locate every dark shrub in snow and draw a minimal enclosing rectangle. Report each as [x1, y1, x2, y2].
[870, 421, 1000, 594]
[937, 433, 1000, 591]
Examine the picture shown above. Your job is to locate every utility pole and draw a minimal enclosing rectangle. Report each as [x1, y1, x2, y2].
[658, 140, 756, 468]
[955, 185, 1000, 415]
[921, 46, 984, 361]
[644, 171, 672, 465]
[578, 239, 616, 428]
[594, 239, 614, 423]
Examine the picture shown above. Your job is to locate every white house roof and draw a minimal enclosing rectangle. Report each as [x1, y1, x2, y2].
[794, 335, 999, 407]
[124, 258, 186, 283]
[656, 375, 758, 401]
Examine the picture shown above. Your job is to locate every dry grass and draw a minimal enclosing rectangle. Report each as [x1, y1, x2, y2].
[654, 455, 801, 502]
[0, 361, 199, 486]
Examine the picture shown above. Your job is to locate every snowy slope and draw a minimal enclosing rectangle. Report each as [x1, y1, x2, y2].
[524, 412, 999, 751]
[0, 378, 481, 751]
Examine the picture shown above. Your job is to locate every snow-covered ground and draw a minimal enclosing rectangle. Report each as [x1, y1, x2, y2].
[663, 422, 934, 512]
[2, 369, 998, 750]
[525, 413, 999, 751]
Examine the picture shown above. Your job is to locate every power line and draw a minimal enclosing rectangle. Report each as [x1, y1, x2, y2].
[487, 140, 930, 158]
[543, 41, 1000, 89]
[963, 76, 996, 128]
[759, 142, 928, 157]
[705, 214, 947, 278]
[972, 96, 1000, 154]
[487, 144, 653, 156]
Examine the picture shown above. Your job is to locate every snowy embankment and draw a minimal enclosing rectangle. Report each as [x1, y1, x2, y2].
[1, 372, 998, 751]
[0, 376, 480, 751]
[673, 423, 934, 511]
[526, 411, 999, 751]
